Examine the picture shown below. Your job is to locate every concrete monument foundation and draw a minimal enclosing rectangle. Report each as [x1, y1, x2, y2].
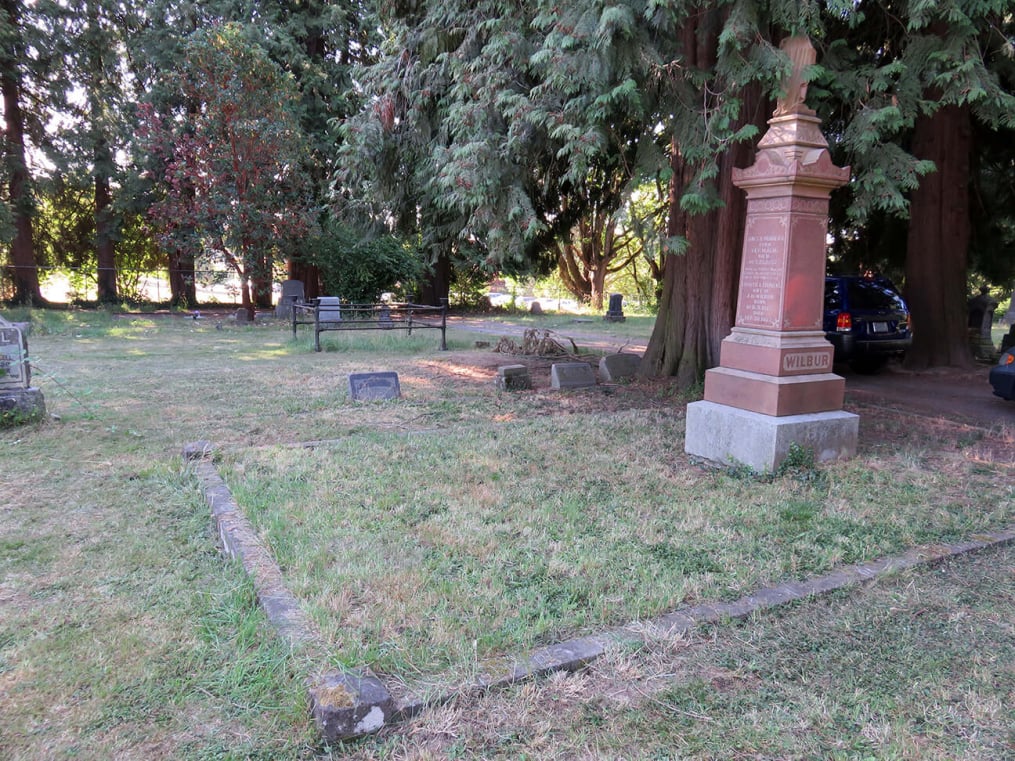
[686, 401, 858, 472]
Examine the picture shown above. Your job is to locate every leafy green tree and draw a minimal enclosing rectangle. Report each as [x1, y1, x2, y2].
[138, 23, 314, 318]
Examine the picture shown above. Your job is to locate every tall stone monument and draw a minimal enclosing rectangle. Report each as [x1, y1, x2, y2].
[685, 36, 858, 471]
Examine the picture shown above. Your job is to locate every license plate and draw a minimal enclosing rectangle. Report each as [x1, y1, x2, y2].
[871, 321, 889, 333]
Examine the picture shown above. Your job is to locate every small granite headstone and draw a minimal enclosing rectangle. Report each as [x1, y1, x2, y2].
[348, 372, 401, 401]
[529, 300, 544, 315]
[234, 308, 252, 324]
[604, 293, 625, 322]
[599, 353, 641, 382]
[496, 364, 532, 391]
[378, 305, 393, 328]
[551, 362, 596, 390]
[318, 296, 342, 323]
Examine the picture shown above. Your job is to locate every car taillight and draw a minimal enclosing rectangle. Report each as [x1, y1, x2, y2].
[836, 312, 852, 332]
[1003, 352, 1015, 367]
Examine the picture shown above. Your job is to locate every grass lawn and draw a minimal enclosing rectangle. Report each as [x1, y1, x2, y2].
[1, 308, 1012, 760]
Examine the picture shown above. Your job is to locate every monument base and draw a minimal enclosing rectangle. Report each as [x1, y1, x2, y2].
[0, 387, 46, 425]
[685, 400, 858, 472]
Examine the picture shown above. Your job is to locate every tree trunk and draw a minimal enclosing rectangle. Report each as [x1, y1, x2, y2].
[168, 248, 197, 307]
[169, 96, 200, 308]
[287, 259, 321, 299]
[418, 249, 451, 306]
[642, 83, 766, 382]
[903, 103, 974, 370]
[94, 140, 118, 303]
[0, 0, 45, 305]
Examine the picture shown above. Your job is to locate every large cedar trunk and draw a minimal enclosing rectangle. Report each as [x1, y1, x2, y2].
[903, 103, 974, 370]
[1, 0, 45, 305]
[287, 259, 321, 299]
[94, 145, 118, 303]
[418, 249, 451, 306]
[642, 82, 766, 383]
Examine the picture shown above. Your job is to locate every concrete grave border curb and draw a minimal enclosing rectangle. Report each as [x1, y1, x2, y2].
[182, 442, 395, 742]
[183, 440, 1015, 741]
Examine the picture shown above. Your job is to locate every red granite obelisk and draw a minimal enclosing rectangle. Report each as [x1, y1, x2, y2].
[685, 36, 858, 471]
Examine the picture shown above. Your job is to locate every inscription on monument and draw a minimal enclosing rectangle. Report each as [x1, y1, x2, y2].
[737, 217, 787, 329]
[782, 351, 831, 373]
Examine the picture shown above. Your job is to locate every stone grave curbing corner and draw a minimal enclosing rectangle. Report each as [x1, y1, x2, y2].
[183, 440, 397, 742]
[310, 669, 397, 742]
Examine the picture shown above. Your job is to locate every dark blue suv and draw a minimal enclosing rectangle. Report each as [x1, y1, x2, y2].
[824, 275, 913, 373]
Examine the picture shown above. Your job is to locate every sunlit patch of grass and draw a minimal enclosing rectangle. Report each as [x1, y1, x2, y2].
[223, 406, 1014, 685]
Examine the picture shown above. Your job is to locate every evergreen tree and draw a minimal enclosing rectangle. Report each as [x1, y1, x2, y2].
[0, 0, 50, 304]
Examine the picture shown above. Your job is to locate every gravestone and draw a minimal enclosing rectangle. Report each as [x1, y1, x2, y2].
[604, 293, 625, 322]
[318, 296, 342, 323]
[0, 317, 45, 423]
[275, 279, 305, 319]
[234, 308, 252, 324]
[496, 364, 532, 391]
[551, 362, 596, 390]
[348, 372, 401, 401]
[685, 36, 858, 472]
[529, 300, 544, 315]
[599, 353, 641, 382]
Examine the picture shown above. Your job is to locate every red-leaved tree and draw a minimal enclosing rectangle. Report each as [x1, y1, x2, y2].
[139, 23, 313, 316]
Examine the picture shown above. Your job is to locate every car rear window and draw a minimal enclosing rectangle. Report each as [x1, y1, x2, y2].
[846, 280, 907, 311]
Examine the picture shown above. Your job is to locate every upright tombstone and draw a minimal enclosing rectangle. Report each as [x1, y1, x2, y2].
[0, 316, 45, 423]
[275, 279, 305, 320]
[604, 293, 626, 322]
[685, 36, 858, 472]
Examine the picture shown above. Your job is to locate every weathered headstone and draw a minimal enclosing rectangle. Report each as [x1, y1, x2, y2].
[599, 352, 641, 382]
[551, 362, 596, 390]
[0, 317, 45, 423]
[0, 323, 30, 389]
[604, 293, 625, 322]
[275, 279, 305, 319]
[348, 372, 401, 401]
[529, 300, 544, 315]
[685, 36, 858, 472]
[234, 308, 252, 324]
[318, 296, 342, 323]
[496, 364, 532, 391]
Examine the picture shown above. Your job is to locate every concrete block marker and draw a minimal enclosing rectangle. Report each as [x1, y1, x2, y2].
[496, 364, 532, 391]
[550, 362, 596, 390]
[183, 442, 396, 741]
